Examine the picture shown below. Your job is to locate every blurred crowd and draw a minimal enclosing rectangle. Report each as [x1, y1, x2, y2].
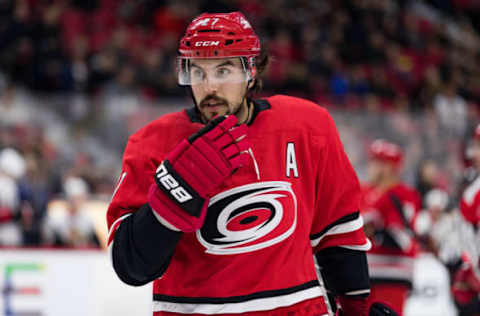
[0, 0, 479, 104]
[0, 0, 478, 248]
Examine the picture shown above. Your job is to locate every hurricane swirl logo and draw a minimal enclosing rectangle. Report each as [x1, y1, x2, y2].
[197, 181, 297, 255]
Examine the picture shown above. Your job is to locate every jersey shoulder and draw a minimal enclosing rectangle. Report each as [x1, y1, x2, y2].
[129, 110, 190, 143]
[390, 184, 421, 204]
[264, 95, 333, 133]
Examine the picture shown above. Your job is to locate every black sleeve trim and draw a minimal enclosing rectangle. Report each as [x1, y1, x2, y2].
[315, 246, 370, 296]
[112, 203, 182, 286]
[310, 211, 360, 240]
[370, 278, 412, 289]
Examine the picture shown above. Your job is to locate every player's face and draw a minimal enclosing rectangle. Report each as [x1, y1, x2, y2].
[367, 160, 384, 184]
[190, 58, 250, 123]
[367, 159, 396, 184]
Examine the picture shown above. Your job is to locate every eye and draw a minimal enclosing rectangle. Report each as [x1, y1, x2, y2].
[216, 67, 231, 78]
[191, 68, 205, 81]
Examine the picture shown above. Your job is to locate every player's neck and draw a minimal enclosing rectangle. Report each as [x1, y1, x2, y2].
[236, 99, 253, 125]
[377, 177, 399, 191]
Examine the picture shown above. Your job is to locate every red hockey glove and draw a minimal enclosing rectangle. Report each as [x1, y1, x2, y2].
[336, 295, 368, 316]
[148, 115, 250, 232]
[452, 252, 480, 305]
[368, 302, 399, 316]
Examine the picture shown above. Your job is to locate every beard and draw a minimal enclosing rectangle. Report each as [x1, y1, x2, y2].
[199, 94, 242, 122]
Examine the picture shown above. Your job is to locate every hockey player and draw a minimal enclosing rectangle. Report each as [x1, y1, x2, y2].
[107, 12, 371, 316]
[361, 139, 421, 315]
[453, 124, 480, 315]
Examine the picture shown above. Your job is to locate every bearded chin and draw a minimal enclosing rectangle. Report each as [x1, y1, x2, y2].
[199, 100, 244, 124]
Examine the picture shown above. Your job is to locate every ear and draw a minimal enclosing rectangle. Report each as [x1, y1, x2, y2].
[247, 66, 257, 89]
[250, 66, 257, 78]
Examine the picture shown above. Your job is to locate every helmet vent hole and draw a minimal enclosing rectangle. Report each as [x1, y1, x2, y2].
[196, 52, 200, 56]
[228, 32, 235, 35]
[225, 40, 234, 46]
[186, 41, 190, 47]
[214, 51, 218, 56]
[198, 29, 220, 33]
[235, 39, 242, 42]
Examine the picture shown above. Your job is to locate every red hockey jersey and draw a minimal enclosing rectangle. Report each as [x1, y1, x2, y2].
[361, 183, 421, 286]
[460, 174, 480, 226]
[107, 95, 369, 315]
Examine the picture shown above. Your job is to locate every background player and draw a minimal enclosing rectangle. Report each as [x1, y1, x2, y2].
[107, 11, 371, 316]
[361, 139, 421, 315]
[452, 124, 480, 316]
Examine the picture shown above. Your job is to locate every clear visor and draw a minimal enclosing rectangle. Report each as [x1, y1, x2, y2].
[177, 57, 253, 86]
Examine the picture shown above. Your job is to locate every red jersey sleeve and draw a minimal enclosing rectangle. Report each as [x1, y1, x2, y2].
[309, 111, 370, 253]
[460, 177, 480, 226]
[106, 135, 156, 246]
[372, 185, 421, 255]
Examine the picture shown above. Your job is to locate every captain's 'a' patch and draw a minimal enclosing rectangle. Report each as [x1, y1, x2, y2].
[286, 142, 299, 178]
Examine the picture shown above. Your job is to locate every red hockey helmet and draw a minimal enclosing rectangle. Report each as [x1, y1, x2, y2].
[179, 12, 260, 59]
[368, 139, 404, 166]
[177, 12, 260, 85]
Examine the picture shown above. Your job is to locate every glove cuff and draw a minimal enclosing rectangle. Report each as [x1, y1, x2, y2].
[148, 184, 209, 232]
[155, 160, 206, 217]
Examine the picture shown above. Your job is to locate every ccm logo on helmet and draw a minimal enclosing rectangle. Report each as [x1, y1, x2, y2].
[195, 41, 220, 47]
[156, 164, 193, 203]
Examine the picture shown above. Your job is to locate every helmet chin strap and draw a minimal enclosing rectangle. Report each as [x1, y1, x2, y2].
[236, 84, 253, 125]
[237, 56, 255, 125]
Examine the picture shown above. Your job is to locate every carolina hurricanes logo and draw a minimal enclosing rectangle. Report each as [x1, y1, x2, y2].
[196, 181, 297, 255]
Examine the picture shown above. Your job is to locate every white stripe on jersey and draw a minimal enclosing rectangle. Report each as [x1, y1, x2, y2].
[152, 286, 324, 314]
[310, 215, 365, 247]
[463, 175, 480, 206]
[107, 213, 132, 245]
[340, 239, 372, 251]
[345, 289, 371, 296]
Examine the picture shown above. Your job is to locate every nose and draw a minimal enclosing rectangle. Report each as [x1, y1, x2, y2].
[202, 75, 219, 94]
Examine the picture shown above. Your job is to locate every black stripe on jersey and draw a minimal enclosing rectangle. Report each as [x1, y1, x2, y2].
[309, 211, 360, 240]
[249, 99, 271, 125]
[153, 280, 319, 304]
[370, 278, 412, 289]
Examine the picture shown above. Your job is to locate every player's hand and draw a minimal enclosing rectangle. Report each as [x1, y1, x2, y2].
[148, 115, 250, 232]
[368, 302, 398, 316]
[337, 295, 368, 316]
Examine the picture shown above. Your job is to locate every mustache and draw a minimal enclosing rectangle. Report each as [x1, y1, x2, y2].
[200, 95, 228, 107]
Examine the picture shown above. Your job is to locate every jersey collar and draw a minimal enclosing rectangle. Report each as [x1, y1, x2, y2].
[185, 99, 271, 126]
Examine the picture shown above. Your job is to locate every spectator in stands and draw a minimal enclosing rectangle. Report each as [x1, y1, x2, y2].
[434, 77, 468, 137]
[0, 147, 25, 246]
[416, 159, 442, 204]
[43, 176, 100, 248]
